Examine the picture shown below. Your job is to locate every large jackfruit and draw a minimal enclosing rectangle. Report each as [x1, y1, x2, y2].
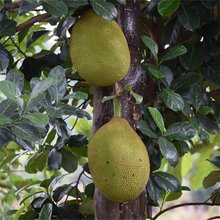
[88, 117, 150, 203]
[69, 10, 130, 87]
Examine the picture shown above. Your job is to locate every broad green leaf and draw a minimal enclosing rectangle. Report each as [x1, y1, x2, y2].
[25, 151, 48, 173]
[137, 120, 158, 139]
[191, 85, 205, 111]
[63, 0, 88, 8]
[141, 36, 158, 59]
[62, 92, 88, 100]
[6, 69, 24, 91]
[0, 114, 12, 125]
[158, 0, 180, 17]
[198, 106, 214, 115]
[161, 89, 184, 111]
[145, 64, 165, 79]
[28, 77, 59, 101]
[0, 17, 16, 37]
[85, 183, 95, 198]
[0, 45, 9, 71]
[203, 170, 220, 188]
[152, 171, 181, 192]
[202, 58, 220, 86]
[67, 134, 88, 147]
[130, 91, 143, 104]
[48, 66, 67, 101]
[39, 203, 53, 220]
[172, 72, 202, 91]
[148, 107, 166, 134]
[49, 174, 68, 191]
[147, 178, 162, 202]
[52, 184, 73, 202]
[19, 0, 39, 15]
[47, 149, 62, 170]
[160, 45, 187, 64]
[90, 0, 117, 21]
[158, 137, 179, 167]
[42, 0, 68, 16]
[181, 152, 193, 177]
[11, 121, 46, 143]
[22, 113, 49, 127]
[179, 47, 204, 70]
[61, 148, 78, 173]
[164, 122, 196, 141]
[178, 5, 200, 31]
[79, 198, 94, 216]
[0, 80, 21, 104]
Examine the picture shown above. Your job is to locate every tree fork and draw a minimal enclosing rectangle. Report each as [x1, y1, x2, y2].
[93, 1, 153, 219]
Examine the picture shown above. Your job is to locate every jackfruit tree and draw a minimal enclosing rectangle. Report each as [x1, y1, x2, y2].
[0, 0, 220, 220]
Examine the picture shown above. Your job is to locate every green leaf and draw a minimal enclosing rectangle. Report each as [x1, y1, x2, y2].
[0, 17, 16, 37]
[157, 0, 180, 17]
[61, 148, 78, 173]
[85, 183, 95, 198]
[47, 149, 62, 170]
[11, 120, 46, 143]
[0, 45, 9, 71]
[172, 72, 202, 91]
[148, 107, 166, 134]
[179, 47, 204, 70]
[161, 89, 184, 111]
[160, 45, 187, 64]
[124, 84, 143, 104]
[152, 171, 181, 192]
[90, 0, 117, 21]
[191, 85, 205, 111]
[6, 69, 24, 91]
[158, 137, 179, 167]
[22, 113, 49, 127]
[202, 58, 220, 86]
[52, 184, 73, 202]
[28, 77, 59, 102]
[203, 170, 220, 188]
[145, 64, 165, 79]
[198, 106, 214, 115]
[62, 92, 88, 100]
[39, 203, 53, 220]
[101, 95, 116, 103]
[48, 66, 67, 101]
[67, 134, 88, 147]
[63, 0, 88, 8]
[42, 0, 68, 16]
[147, 178, 162, 202]
[117, 0, 126, 5]
[208, 156, 220, 169]
[178, 5, 200, 31]
[19, 0, 39, 15]
[164, 122, 196, 141]
[0, 80, 21, 104]
[141, 36, 158, 59]
[137, 120, 158, 139]
[0, 114, 12, 125]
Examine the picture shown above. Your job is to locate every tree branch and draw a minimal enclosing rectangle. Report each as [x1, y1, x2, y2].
[206, 216, 220, 220]
[16, 13, 50, 32]
[3, 1, 22, 10]
[152, 202, 220, 220]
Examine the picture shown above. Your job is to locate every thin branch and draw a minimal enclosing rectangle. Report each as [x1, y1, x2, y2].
[206, 216, 220, 220]
[152, 202, 220, 220]
[16, 13, 50, 32]
[9, 36, 27, 57]
[3, 1, 22, 10]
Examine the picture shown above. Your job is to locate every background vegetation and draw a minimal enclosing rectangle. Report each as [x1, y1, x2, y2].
[0, 0, 219, 219]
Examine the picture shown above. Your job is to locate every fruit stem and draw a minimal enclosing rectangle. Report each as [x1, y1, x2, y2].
[113, 95, 121, 117]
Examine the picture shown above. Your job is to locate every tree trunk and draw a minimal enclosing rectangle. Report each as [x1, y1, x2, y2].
[93, 1, 153, 219]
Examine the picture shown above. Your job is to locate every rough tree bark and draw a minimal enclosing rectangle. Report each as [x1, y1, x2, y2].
[93, 1, 153, 219]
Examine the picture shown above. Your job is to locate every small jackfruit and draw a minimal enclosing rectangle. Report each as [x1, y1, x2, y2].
[88, 117, 150, 203]
[69, 10, 130, 87]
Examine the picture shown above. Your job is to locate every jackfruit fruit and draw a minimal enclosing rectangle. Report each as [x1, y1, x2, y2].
[88, 117, 150, 203]
[69, 10, 130, 87]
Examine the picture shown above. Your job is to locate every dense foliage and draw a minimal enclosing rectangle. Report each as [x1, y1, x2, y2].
[0, 0, 219, 219]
